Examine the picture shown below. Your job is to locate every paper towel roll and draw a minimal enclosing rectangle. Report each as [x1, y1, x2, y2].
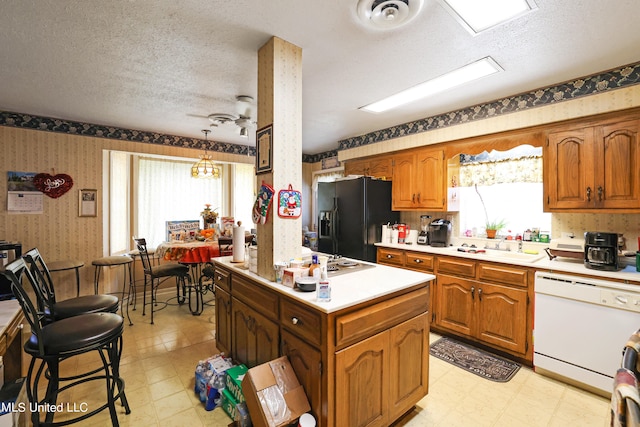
[382, 225, 390, 243]
[391, 229, 399, 244]
[232, 223, 245, 262]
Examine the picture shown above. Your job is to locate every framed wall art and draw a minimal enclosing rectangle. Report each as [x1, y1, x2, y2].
[79, 189, 97, 217]
[256, 124, 273, 174]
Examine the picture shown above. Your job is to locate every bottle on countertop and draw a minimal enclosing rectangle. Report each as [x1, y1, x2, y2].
[308, 254, 321, 279]
[317, 269, 331, 302]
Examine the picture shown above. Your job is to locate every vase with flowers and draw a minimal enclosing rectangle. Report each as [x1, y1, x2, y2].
[200, 204, 219, 230]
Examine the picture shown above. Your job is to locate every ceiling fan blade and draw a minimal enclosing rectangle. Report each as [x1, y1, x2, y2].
[186, 113, 210, 119]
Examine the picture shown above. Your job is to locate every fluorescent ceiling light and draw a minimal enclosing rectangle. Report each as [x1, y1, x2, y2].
[360, 57, 503, 113]
[439, 0, 537, 34]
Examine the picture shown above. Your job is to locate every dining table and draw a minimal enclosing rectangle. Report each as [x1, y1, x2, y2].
[155, 240, 221, 314]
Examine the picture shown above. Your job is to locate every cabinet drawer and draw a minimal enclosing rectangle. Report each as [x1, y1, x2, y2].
[213, 266, 231, 293]
[377, 248, 405, 267]
[232, 275, 279, 320]
[478, 263, 528, 288]
[405, 252, 434, 272]
[437, 257, 476, 277]
[336, 286, 429, 349]
[280, 299, 322, 347]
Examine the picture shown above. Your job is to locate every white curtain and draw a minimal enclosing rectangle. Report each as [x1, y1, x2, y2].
[137, 157, 224, 248]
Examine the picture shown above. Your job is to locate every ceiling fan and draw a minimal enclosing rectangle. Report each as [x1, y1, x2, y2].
[204, 95, 256, 138]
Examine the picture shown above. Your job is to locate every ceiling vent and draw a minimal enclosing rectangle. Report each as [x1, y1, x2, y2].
[356, 0, 424, 30]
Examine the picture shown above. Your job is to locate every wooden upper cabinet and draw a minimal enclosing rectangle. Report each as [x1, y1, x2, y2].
[392, 148, 445, 211]
[598, 120, 640, 209]
[344, 156, 392, 179]
[545, 118, 640, 211]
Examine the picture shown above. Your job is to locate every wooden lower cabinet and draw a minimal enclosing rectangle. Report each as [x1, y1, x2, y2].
[436, 274, 528, 355]
[214, 286, 232, 355]
[231, 297, 280, 367]
[378, 247, 533, 361]
[281, 330, 323, 424]
[216, 263, 431, 427]
[335, 313, 430, 427]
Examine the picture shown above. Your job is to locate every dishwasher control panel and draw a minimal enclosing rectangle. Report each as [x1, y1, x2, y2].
[600, 290, 640, 313]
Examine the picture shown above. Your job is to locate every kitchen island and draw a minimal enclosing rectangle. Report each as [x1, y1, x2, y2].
[212, 256, 434, 427]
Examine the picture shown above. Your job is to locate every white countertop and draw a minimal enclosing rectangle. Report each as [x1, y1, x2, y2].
[213, 256, 434, 314]
[376, 242, 640, 284]
[0, 299, 22, 333]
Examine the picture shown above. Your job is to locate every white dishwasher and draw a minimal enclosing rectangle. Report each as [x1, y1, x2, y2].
[534, 271, 640, 395]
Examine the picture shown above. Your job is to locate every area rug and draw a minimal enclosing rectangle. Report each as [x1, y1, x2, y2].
[429, 337, 520, 382]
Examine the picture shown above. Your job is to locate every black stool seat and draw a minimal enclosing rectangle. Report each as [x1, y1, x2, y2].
[92, 255, 134, 267]
[25, 312, 123, 356]
[152, 263, 190, 278]
[47, 294, 119, 321]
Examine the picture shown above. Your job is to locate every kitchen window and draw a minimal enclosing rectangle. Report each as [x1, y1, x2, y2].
[106, 150, 254, 254]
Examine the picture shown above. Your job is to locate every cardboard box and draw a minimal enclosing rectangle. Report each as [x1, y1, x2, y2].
[241, 357, 310, 427]
[226, 364, 248, 403]
[282, 268, 308, 288]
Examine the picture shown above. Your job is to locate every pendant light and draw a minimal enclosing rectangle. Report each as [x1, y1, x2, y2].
[191, 130, 221, 178]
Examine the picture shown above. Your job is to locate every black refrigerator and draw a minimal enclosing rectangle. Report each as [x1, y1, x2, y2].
[317, 177, 399, 263]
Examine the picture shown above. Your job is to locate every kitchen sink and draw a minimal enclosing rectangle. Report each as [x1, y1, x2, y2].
[450, 246, 545, 263]
[480, 249, 545, 263]
[326, 259, 376, 277]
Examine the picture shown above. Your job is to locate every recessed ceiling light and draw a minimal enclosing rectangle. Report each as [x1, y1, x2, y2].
[439, 0, 537, 34]
[359, 57, 503, 113]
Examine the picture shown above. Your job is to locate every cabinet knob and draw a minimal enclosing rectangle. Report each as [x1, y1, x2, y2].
[471, 286, 475, 299]
[216, 275, 222, 281]
[386, 254, 393, 259]
[291, 317, 299, 325]
[586, 186, 592, 202]
[478, 288, 483, 301]
[598, 186, 604, 202]
[413, 259, 422, 263]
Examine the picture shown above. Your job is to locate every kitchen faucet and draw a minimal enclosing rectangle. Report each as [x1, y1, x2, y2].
[487, 235, 510, 251]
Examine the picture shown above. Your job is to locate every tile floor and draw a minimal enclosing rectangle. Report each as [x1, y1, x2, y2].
[35, 289, 611, 426]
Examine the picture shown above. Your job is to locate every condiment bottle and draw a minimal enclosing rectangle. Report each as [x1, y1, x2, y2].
[308, 255, 321, 279]
[317, 270, 331, 302]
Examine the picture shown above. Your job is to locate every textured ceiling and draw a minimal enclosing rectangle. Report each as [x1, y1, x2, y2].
[1, 0, 639, 155]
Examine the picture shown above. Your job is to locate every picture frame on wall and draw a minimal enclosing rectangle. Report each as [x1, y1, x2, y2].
[79, 189, 97, 217]
[256, 124, 273, 174]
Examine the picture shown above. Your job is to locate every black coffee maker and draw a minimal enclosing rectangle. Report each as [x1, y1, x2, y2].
[429, 219, 451, 247]
[584, 231, 619, 271]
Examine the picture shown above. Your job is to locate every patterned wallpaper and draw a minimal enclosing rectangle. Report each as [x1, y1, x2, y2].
[2, 61, 639, 167]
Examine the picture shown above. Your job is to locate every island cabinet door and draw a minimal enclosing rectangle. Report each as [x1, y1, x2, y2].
[436, 274, 475, 337]
[281, 330, 323, 426]
[388, 313, 429, 422]
[475, 282, 528, 355]
[335, 331, 389, 427]
[231, 297, 279, 368]
[214, 287, 232, 355]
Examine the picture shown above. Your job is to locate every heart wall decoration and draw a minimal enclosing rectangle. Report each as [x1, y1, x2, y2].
[33, 173, 74, 199]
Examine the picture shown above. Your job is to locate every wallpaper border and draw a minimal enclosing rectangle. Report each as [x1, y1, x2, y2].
[1, 61, 639, 166]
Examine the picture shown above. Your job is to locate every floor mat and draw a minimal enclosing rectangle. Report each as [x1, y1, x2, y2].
[429, 337, 521, 382]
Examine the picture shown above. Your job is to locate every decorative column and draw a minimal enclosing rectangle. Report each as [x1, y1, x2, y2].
[256, 37, 303, 281]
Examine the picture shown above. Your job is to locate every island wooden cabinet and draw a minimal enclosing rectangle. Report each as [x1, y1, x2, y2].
[545, 118, 640, 211]
[392, 148, 446, 211]
[214, 262, 431, 427]
[344, 155, 393, 179]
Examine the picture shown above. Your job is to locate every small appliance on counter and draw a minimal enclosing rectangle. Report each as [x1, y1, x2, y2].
[429, 219, 451, 247]
[545, 234, 585, 260]
[584, 231, 619, 271]
[417, 215, 431, 245]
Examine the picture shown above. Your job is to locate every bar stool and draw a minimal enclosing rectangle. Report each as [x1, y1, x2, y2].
[23, 248, 119, 323]
[46, 259, 84, 297]
[92, 255, 134, 325]
[1, 258, 130, 426]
